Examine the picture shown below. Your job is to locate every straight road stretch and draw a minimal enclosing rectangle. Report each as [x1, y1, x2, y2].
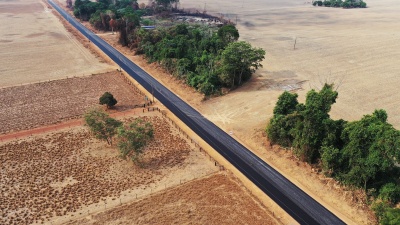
[48, 1, 346, 224]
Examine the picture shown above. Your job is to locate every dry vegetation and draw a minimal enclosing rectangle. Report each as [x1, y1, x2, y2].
[0, 0, 111, 87]
[0, 72, 144, 134]
[67, 173, 276, 225]
[0, 113, 220, 225]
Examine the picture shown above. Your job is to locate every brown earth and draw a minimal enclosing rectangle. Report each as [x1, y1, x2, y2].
[0, 71, 144, 135]
[0, 112, 221, 225]
[66, 173, 277, 225]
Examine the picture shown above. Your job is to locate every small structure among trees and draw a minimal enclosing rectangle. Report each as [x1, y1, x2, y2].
[99, 92, 118, 109]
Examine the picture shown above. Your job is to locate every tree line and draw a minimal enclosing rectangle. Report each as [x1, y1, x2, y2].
[266, 84, 400, 224]
[133, 24, 265, 95]
[313, 0, 367, 8]
[71, 0, 265, 95]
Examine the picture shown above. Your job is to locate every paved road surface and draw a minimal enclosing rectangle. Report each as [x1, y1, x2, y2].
[48, 1, 346, 224]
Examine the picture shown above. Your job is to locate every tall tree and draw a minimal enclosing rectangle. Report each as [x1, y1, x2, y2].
[84, 108, 122, 145]
[219, 41, 265, 88]
[292, 84, 338, 163]
[117, 119, 154, 162]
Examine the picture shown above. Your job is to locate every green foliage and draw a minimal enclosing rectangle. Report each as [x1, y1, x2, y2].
[99, 92, 118, 108]
[219, 41, 265, 88]
[217, 24, 239, 47]
[292, 84, 339, 162]
[267, 85, 400, 222]
[381, 208, 400, 225]
[379, 183, 400, 205]
[273, 91, 299, 116]
[117, 119, 154, 162]
[339, 110, 400, 190]
[313, 0, 367, 8]
[133, 24, 265, 95]
[84, 108, 122, 145]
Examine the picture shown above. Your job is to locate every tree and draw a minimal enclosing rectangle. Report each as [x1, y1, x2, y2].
[99, 92, 118, 108]
[217, 25, 239, 47]
[339, 109, 400, 190]
[381, 208, 400, 225]
[117, 119, 154, 162]
[219, 41, 265, 88]
[292, 84, 338, 163]
[84, 108, 122, 145]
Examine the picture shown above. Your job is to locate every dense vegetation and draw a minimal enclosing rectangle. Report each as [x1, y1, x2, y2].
[266, 84, 400, 224]
[313, 0, 367, 8]
[72, 0, 265, 95]
[134, 24, 265, 95]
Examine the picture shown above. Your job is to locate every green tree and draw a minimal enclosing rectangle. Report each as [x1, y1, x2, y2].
[99, 92, 118, 108]
[379, 183, 400, 205]
[217, 25, 239, 47]
[340, 109, 400, 190]
[219, 41, 265, 88]
[84, 108, 122, 145]
[117, 119, 154, 162]
[292, 84, 338, 163]
[381, 208, 400, 225]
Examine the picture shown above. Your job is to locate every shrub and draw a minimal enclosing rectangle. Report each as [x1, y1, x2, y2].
[99, 92, 118, 109]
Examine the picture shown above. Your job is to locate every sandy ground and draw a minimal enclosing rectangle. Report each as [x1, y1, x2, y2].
[66, 173, 277, 225]
[0, 112, 221, 225]
[0, 71, 145, 134]
[177, 0, 400, 129]
[0, 0, 111, 87]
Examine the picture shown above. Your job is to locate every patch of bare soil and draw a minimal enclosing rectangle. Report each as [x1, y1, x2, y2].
[0, 71, 144, 135]
[0, 113, 219, 225]
[66, 173, 276, 225]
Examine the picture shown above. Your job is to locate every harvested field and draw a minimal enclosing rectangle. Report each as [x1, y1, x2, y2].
[0, 113, 220, 225]
[0, 71, 144, 135]
[0, 0, 111, 87]
[67, 173, 276, 225]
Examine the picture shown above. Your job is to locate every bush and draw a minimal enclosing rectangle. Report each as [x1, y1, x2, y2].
[379, 183, 400, 205]
[99, 92, 118, 109]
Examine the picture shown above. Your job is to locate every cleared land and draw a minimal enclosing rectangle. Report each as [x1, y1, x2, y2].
[0, 0, 111, 87]
[0, 71, 144, 134]
[0, 113, 221, 225]
[178, 0, 400, 128]
[66, 173, 276, 225]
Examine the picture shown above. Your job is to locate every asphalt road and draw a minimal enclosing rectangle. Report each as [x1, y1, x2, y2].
[48, 1, 346, 224]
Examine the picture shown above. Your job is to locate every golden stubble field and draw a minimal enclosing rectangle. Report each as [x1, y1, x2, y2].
[0, 0, 111, 87]
[178, 0, 400, 129]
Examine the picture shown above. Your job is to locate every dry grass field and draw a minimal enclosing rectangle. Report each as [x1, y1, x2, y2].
[0, 113, 222, 225]
[66, 173, 276, 225]
[0, 71, 144, 134]
[0, 0, 111, 87]
[177, 0, 400, 129]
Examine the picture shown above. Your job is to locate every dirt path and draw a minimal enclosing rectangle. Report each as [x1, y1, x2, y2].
[0, 108, 150, 142]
